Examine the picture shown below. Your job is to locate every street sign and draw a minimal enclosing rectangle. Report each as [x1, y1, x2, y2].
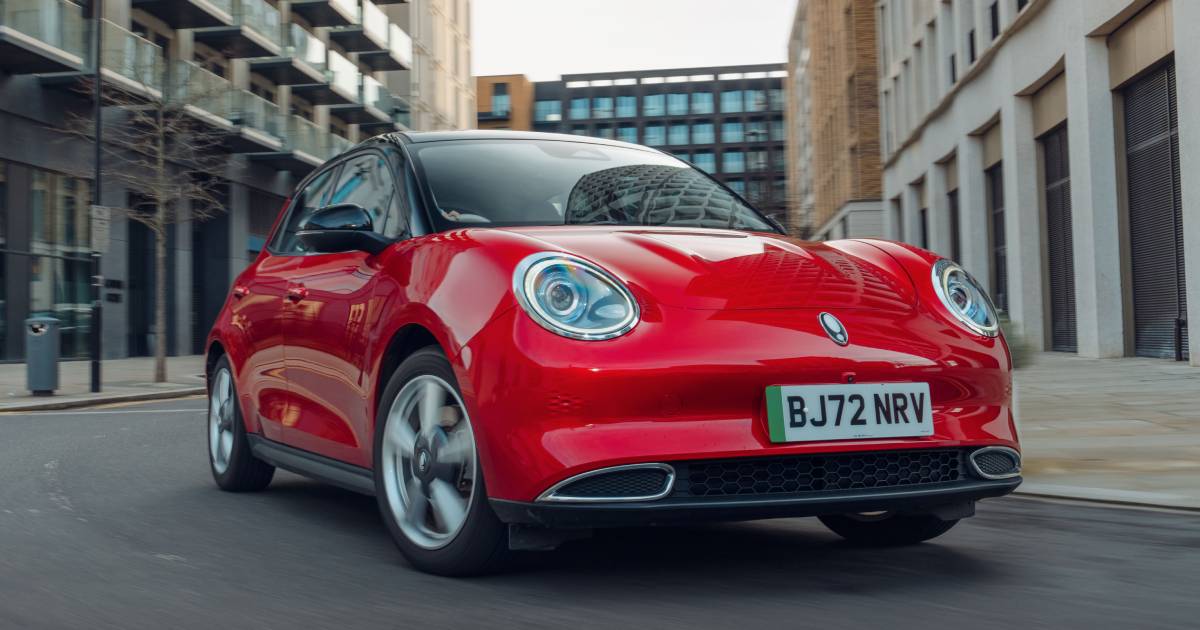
[90, 205, 115, 254]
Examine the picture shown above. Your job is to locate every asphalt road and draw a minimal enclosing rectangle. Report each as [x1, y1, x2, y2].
[2, 398, 1198, 629]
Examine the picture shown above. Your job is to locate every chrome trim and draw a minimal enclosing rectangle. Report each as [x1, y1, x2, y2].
[512, 252, 640, 341]
[537, 463, 676, 503]
[931, 259, 1000, 338]
[968, 446, 1022, 480]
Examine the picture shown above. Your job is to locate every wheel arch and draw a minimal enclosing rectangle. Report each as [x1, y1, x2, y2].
[373, 323, 443, 415]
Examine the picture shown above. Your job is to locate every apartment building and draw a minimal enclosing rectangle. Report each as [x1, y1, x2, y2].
[385, 0, 473, 131]
[878, 0, 1197, 364]
[0, 0, 426, 361]
[476, 74, 533, 130]
[784, 1, 814, 236]
[787, 0, 883, 241]
[477, 65, 791, 229]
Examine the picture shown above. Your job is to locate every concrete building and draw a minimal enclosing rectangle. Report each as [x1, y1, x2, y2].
[784, 1, 815, 236]
[0, 0, 461, 362]
[475, 74, 533, 130]
[877, 0, 1196, 364]
[478, 65, 791, 228]
[384, 0, 474, 131]
[787, 0, 884, 241]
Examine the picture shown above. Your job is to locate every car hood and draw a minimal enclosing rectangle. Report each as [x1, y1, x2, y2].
[497, 226, 917, 312]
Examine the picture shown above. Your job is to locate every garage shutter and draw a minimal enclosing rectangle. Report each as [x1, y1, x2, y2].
[1042, 125, 1077, 353]
[1125, 61, 1188, 360]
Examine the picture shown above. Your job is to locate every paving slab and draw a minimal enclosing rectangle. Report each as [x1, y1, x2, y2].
[0, 355, 205, 412]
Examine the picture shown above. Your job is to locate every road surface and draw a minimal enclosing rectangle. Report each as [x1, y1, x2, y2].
[1, 398, 1197, 629]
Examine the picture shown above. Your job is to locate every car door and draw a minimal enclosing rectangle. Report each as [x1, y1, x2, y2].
[281, 148, 409, 468]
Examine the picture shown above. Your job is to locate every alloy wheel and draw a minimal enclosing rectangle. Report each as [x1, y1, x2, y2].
[208, 367, 235, 475]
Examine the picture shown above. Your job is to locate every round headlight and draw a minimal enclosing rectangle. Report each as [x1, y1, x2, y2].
[513, 253, 639, 340]
[931, 259, 999, 337]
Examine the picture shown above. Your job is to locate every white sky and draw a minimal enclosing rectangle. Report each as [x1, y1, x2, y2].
[471, 0, 797, 81]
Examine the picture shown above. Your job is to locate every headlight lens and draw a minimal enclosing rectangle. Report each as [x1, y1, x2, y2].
[513, 253, 639, 340]
[931, 259, 999, 337]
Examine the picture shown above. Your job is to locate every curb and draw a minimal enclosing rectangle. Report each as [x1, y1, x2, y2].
[0, 387, 206, 413]
[1013, 487, 1200, 514]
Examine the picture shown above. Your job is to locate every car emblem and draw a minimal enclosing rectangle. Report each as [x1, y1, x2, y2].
[819, 312, 849, 346]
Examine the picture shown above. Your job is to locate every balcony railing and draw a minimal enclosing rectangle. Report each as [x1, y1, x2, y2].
[325, 49, 359, 101]
[232, 0, 279, 48]
[229, 89, 283, 139]
[361, 0, 386, 45]
[0, 0, 89, 71]
[283, 114, 348, 161]
[98, 19, 163, 93]
[287, 23, 326, 69]
[169, 60, 234, 117]
[387, 22, 411, 67]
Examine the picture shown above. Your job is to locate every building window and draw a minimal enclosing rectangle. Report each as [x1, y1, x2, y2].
[772, 150, 785, 171]
[918, 208, 929, 249]
[667, 93, 688, 115]
[616, 95, 637, 117]
[989, 2, 1000, 40]
[570, 125, 588, 136]
[673, 151, 691, 163]
[720, 90, 743, 113]
[768, 88, 785, 111]
[26, 166, 93, 359]
[770, 119, 785, 141]
[747, 179, 768, 204]
[691, 92, 714, 114]
[727, 179, 746, 196]
[693, 151, 716, 173]
[692, 121, 715, 145]
[721, 120, 744, 143]
[723, 150, 745, 173]
[986, 163, 1007, 312]
[948, 189, 961, 262]
[643, 124, 666, 146]
[746, 120, 768, 143]
[569, 97, 589, 120]
[616, 124, 638, 143]
[968, 29, 977, 63]
[745, 89, 767, 112]
[772, 177, 786, 203]
[747, 150, 768, 172]
[534, 99, 562, 122]
[593, 96, 613, 119]
[643, 93, 665, 116]
[1017, 0, 1028, 11]
[595, 124, 614, 139]
[491, 83, 510, 115]
[949, 54, 957, 83]
[668, 123, 689, 146]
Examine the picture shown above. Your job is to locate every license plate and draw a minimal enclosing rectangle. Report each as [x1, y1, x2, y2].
[765, 383, 933, 443]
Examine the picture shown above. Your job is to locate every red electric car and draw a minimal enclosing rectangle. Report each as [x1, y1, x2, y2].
[206, 131, 1021, 575]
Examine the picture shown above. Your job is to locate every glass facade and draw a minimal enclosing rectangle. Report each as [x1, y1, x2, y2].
[691, 92, 714, 114]
[723, 150, 745, 173]
[570, 125, 588, 136]
[770, 119, 785, 141]
[593, 96, 613, 119]
[616, 124, 638, 143]
[673, 152, 691, 163]
[569, 97, 589, 120]
[769, 88, 785, 111]
[616, 95, 637, 118]
[747, 120, 768, 142]
[693, 151, 716, 173]
[692, 122, 715, 145]
[667, 93, 688, 115]
[595, 124, 614, 139]
[534, 99, 562, 122]
[643, 94, 665, 116]
[745, 89, 767, 112]
[727, 179, 746, 196]
[643, 124, 665, 146]
[668, 123, 689, 146]
[748, 150, 768, 172]
[721, 121, 744, 143]
[721, 90, 743, 113]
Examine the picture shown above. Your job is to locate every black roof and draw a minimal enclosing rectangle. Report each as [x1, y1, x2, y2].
[371, 129, 654, 152]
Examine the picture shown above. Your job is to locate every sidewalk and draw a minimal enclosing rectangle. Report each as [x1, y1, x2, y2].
[1015, 352, 1200, 510]
[0, 355, 206, 411]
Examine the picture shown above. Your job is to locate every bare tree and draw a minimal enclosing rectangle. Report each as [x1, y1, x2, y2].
[60, 55, 231, 382]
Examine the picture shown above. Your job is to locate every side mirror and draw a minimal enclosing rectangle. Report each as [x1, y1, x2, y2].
[296, 203, 392, 255]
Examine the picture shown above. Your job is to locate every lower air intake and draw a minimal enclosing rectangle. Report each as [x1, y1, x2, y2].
[968, 447, 1021, 479]
[543, 465, 674, 502]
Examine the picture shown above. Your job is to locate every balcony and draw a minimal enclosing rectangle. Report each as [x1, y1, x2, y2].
[42, 20, 164, 99]
[354, 22, 410, 71]
[0, 0, 88, 74]
[291, 48, 358, 106]
[328, 74, 394, 126]
[167, 61, 285, 153]
[225, 90, 285, 152]
[246, 24, 325, 85]
[130, 0, 232, 29]
[288, 0, 356, 28]
[327, 0, 385, 52]
[191, 0, 282, 58]
[248, 114, 347, 173]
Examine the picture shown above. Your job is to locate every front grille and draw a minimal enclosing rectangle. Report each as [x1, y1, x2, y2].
[970, 448, 1021, 478]
[673, 449, 965, 499]
[552, 468, 671, 499]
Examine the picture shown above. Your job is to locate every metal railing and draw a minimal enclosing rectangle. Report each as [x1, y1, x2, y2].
[0, 0, 89, 61]
[231, 0, 280, 49]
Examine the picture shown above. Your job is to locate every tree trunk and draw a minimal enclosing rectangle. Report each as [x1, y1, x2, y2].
[154, 225, 168, 382]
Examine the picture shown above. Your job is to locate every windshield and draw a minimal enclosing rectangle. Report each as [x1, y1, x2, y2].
[409, 139, 778, 233]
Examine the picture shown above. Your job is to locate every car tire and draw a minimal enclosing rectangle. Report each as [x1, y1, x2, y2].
[818, 512, 958, 546]
[373, 347, 509, 576]
[208, 355, 275, 492]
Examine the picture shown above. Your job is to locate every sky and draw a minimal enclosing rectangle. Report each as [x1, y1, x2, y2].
[471, 0, 797, 81]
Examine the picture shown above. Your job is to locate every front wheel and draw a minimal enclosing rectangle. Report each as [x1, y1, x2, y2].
[819, 512, 958, 546]
[373, 347, 508, 576]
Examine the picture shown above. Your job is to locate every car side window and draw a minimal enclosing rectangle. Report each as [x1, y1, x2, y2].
[328, 151, 395, 236]
[272, 165, 340, 254]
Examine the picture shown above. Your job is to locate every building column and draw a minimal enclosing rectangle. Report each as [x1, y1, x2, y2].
[901, 182, 922, 247]
[957, 135, 989, 290]
[1064, 36, 1124, 358]
[227, 183, 252, 285]
[1000, 96, 1046, 349]
[926, 162, 951, 257]
[1174, 0, 1200, 365]
[173, 202, 194, 357]
[99, 186, 129, 359]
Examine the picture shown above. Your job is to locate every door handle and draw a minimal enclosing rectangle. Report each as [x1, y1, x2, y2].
[287, 285, 308, 302]
[232, 285, 249, 299]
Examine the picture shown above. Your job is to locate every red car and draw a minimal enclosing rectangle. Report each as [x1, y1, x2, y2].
[206, 131, 1021, 575]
